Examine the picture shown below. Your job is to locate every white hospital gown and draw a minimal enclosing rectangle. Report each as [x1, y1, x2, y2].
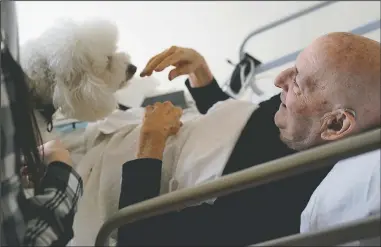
[300, 149, 381, 246]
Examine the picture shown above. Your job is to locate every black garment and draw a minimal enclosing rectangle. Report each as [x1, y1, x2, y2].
[118, 78, 333, 246]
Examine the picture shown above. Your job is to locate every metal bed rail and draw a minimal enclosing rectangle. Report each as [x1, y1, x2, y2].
[252, 19, 381, 75]
[239, 1, 337, 60]
[232, 1, 337, 96]
[95, 128, 381, 246]
[236, 1, 380, 95]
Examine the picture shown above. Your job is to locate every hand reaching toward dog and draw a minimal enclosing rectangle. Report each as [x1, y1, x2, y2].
[138, 101, 183, 160]
[140, 46, 214, 88]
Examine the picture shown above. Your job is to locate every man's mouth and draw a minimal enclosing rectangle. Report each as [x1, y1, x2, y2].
[280, 93, 287, 108]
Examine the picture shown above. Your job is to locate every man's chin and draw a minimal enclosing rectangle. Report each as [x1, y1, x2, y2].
[278, 130, 295, 147]
[279, 133, 295, 150]
[279, 132, 288, 143]
[279, 132, 311, 151]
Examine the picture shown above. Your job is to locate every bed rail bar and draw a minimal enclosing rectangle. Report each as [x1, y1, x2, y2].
[95, 128, 381, 246]
[239, 1, 337, 60]
[253, 19, 381, 75]
[252, 214, 381, 246]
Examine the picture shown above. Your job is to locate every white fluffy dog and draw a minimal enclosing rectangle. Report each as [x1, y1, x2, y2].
[19, 18, 136, 195]
[20, 19, 136, 130]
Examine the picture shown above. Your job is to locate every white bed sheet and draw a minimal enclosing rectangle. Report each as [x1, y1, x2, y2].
[70, 99, 256, 246]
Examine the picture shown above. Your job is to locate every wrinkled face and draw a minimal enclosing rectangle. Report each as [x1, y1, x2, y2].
[274, 44, 329, 150]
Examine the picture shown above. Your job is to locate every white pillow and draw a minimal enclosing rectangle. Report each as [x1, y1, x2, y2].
[300, 149, 380, 246]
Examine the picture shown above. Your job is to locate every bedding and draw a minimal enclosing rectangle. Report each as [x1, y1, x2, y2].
[69, 99, 257, 245]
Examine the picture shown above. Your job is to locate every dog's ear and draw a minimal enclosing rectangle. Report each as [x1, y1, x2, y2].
[52, 73, 118, 121]
[44, 19, 119, 84]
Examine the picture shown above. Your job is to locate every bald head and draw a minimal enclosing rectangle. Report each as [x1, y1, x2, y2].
[274, 32, 380, 150]
[312, 32, 380, 128]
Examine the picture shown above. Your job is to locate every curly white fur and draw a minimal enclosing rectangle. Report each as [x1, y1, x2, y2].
[20, 19, 134, 122]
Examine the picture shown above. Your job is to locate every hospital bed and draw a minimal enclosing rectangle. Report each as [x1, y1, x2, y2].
[94, 1, 380, 245]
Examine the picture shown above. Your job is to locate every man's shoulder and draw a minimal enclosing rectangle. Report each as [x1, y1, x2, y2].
[301, 149, 380, 233]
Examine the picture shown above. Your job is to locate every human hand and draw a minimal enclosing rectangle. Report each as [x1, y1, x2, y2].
[138, 101, 183, 160]
[140, 46, 214, 88]
[39, 139, 73, 167]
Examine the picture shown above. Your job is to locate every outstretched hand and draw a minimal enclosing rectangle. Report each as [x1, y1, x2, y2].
[140, 46, 214, 88]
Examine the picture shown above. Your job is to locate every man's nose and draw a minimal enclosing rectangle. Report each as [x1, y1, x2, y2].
[274, 68, 292, 91]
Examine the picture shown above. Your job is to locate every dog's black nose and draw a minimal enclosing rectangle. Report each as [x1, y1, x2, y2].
[127, 64, 137, 75]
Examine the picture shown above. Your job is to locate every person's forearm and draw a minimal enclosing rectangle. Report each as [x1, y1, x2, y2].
[186, 77, 230, 114]
[119, 159, 162, 208]
[137, 132, 166, 160]
[118, 160, 219, 246]
[20, 161, 83, 246]
[188, 60, 214, 88]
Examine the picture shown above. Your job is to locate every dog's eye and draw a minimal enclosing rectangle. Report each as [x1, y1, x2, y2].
[106, 56, 113, 69]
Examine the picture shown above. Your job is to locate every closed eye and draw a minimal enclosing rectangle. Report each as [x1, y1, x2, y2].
[293, 81, 301, 95]
[293, 77, 298, 87]
[293, 67, 299, 85]
[293, 67, 301, 94]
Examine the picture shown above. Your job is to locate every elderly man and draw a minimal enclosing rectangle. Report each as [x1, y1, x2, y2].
[117, 32, 380, 246]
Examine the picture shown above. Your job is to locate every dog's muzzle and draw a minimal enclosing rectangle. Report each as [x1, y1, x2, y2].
[127, 64, 137, 76]
[125, 64, 137, 82]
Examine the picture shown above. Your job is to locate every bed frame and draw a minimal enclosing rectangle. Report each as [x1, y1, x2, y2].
[95, 2, 381, 245]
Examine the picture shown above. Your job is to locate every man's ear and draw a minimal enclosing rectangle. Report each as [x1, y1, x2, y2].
[320, 109, 356, 141]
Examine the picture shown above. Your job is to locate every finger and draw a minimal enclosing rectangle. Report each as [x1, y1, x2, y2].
[169, 123, 181, 136]
[174, 120, 183, 132]
[173, 106, 183, 118]
[145, 51, 174, 76]
[140, 54, 163, 77]
[153, 101, 163, 109]
[168, 63, 198, 81]
[145, 105, 154, 112]
[154, 53, 183, 72]
[37, 145, 44, 154]
[145, 105, 154, 115]
[159, 101, 174, 115]
[163, 101, 174, 110]
[140, 51, 166, 77]
[141, 47, 177, 77]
